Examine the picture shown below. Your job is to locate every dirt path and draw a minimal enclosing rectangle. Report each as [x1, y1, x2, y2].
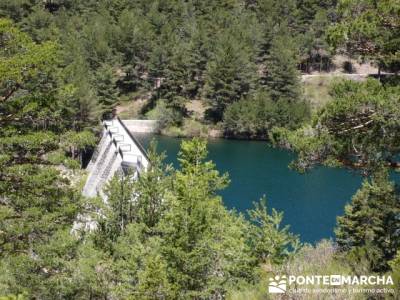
[301, 73, 370, 82]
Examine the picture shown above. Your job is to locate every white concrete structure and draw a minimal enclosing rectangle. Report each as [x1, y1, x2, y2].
[121, 119, 158, 133]
[82, 117, 150, 198]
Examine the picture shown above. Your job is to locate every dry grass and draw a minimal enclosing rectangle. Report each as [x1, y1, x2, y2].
[302, 76, 336, 112]
[116, 98, 148, 119]
[331, 55, 378, 75]
[185, 99, 209, 120]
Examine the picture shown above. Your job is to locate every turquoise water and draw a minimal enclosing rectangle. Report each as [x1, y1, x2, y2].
[136, 134, 364, 243]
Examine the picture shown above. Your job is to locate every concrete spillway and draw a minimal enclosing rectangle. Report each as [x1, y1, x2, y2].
[82, 117, 150, 199]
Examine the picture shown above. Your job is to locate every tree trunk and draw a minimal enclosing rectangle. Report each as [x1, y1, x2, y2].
[378, 64, 381, 81]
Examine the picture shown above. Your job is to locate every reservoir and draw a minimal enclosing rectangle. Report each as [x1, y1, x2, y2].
[137, 134, 364, 243]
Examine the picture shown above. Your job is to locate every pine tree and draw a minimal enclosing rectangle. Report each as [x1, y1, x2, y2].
[203, 31, 257, 121]
[223, 90, 309, 138]
[136, 238, 172, 300]
[68, 241, 112, 299]
[157, 42, 192, 118]
[133, 141, 172, 229]
[96, 140, 171, 249]
[60, 31, 102, 129]
[281, 79, 400, 172]
[0, 19, 80, 252]
[116, 8, 154, 92]
[263, 31, 301, 102]
[389, 251, 400, 298]
[0, 19, 83, 297]
[93, 63, 119, 118]
[157, 138, 256, 298]
[81, 12, 114, 70]
[335, 169, 400, 271]
[327, 0, 400, 73]
[248, 197, 300, 264]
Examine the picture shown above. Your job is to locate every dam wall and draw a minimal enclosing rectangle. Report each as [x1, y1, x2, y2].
[82, 117, 150, 198]
[121, 119, 158, 133]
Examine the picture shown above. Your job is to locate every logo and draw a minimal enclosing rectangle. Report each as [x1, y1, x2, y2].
[267, 274, 394, 294]
[268, 275, 287, 293]
[330, 275, 341, 285]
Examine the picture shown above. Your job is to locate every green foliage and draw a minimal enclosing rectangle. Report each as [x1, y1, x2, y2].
[61, 130, 96, 149]
[0, 19, 100, 299]
[60, 131, 97, 164]
[279, 79, 400, 172]
[96, 174, 137, 248]
[2, 0, 334, 132]
[157, 41, 196, 117]
[181, 118, 208, 137]
[146, 99, 182, 128]
[223, 91, 310, 138]
[0, 19, 58, 86]
[327, 0, 400, 72]
[3, 1, 397, 298]
[389, 251, 400, 293]
[335, 169, 400, 272]
[216, 27, 311, 139]
[69, 241, 113, 299]
[58, 46, 101, 129]
[0, 295, 27, 300]
[158, 138, 253, 297]
[133, 141, 172, 229]
[297, 3, 335, 73]
[227, 240, 353, 300]
[46, 139, 294, 299]
[98, 140, 171, 247]
[248, 197, 300, 264]
[203, 30, 257, 121]
[0, 19, 98, 166]
[263, 32, 302, 102]
[135, 238, 172, 300]
[93, 63, 119, 117]
[0, 175, 81, 297]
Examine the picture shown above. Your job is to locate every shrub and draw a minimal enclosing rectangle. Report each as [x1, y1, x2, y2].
[146, 100, 183, 128]
[223, 91, 309, 138]
[182, 119, 208, 137]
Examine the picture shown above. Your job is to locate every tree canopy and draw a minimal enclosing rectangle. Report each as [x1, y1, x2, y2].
[273, 79, 400, 173]
[327, 0, 400, 72]
[1, 1, 400, 298]
[1, 0, 337, 131]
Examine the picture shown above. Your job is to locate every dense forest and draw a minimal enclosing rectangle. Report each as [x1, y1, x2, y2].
[2, 0, 339, 137]
[0, 0, 400, 299]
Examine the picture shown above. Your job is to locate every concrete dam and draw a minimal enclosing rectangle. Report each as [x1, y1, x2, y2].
[82, 117, 152, 198]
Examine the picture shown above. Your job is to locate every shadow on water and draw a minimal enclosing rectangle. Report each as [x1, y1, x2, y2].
[136, 134, 399, 243]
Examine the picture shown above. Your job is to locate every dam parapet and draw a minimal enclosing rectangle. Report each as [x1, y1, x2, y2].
[82, 117, 150, 199]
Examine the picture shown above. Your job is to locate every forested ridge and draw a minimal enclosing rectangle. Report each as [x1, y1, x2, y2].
[1, 0, 337, 136]
[1, 0, 400, 299]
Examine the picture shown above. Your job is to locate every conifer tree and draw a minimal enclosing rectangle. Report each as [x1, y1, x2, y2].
[60, 30, 102, 129]
[136, 238, 172, 300]
[157, 42, 192, 118]
[158, 138, 256, 298]
[133, 141, 172, 229]
[203, 31, 257, 121]
[116, 8, 154, 92]
[327, 0, 400, 72]
[279, 79, 400, 172]
[0, 19, 83, 297]
[248, 197, 300, 264]
[93, 63, 119, 117]
[335, 169, 400, 272]
[263, 31, 301, 102]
